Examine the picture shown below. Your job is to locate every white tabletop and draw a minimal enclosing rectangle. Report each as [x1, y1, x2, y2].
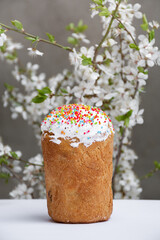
[0, 199, 160, 240]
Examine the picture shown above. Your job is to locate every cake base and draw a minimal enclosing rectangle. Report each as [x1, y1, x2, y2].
[41, 133, 113, 223]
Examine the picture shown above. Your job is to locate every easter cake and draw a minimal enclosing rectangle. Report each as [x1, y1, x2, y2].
[41, 104, 114, 223]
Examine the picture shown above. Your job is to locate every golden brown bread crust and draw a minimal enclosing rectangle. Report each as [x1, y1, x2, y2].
[41, 133, 114, 223]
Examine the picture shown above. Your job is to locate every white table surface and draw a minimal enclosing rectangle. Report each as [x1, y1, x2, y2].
[0, 199, 160, 240]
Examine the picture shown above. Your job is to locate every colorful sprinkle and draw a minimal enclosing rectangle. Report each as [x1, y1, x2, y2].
[41, 104, 114, 147]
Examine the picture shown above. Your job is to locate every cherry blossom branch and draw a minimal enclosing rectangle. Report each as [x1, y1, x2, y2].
[119, 34, 126, 83]
[114, 17, 142, 58]
[4, 154, 43, 167]
[0, 23, 73, 52]
[133, 66, 147, 98]
[3, 164, 36, 198]
[133, 81, 139, 98]
[140, 161, 160, 180]
[93, 0, 121, 62]
[4, 165, 23, 183]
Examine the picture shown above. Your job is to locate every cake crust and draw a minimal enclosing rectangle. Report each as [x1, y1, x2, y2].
[42, 132, 114, 223]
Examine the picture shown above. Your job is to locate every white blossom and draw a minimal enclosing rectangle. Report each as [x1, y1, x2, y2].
[27, 48, 44, 57]
[133, 3, 142, 19]
[138, 35, 159, 67]
[69, 48, 82, 69]
[9, 183, 33, 199]
[6, 42, 23, 52]
[90, 3, 99, 18]
[0, 33, 7, 47]
[72, 33, 90, 44]
[102, 39, 117, 48]
[149, 21, 160, 29]
[12, 160, 22, 173]
[80, 46, 95, 60]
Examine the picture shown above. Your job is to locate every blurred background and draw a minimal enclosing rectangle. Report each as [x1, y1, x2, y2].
[0, 0, 160, 199]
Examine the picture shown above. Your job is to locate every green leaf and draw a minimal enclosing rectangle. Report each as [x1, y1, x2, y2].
[108, 78, 113, 85]
[141, 14, 148, 31]
[66, 20, 87, 33]
[146, 172, 153, 178]
[0, 29, 5, 34]
[25, 36, 38, 43]
[115, 165, 121, 173]
[124, 118, 130, 127]
[60, 88, 68, 94]
[25, 36, 36, 41]
[99, 7, 111, 17]
[0, 172, 10, 183]
[154, 161, 160, 170]
[46, 33, 55, 43]
[66, 23, 75, 31]
[67, 37, 78, 45]
[104, 58, 113, 66]
[76, 20, 88, 33]
[37, 87, 52, 95]
[102, 103, 110, 111]
[5, 54, 17, 60]
[141, 23, 148, 31]
[62, 46, 71, 50]
[138, 66, 148, 75]
[119, 126, 124, 136]
[32, 95, 47, 103]
[32, 87, 51, 103]
[11, 20, 23, 30]
[4, 83, 14, 91]
[81, 54, 92, 66]
[25, 163, 29, 167]
[118, 23, 125, 29]
[142, 14, 148, 25]
[139, 87, 145, 93]
[92, 0, 103, 5]
[129, 43, 139, 51]
[0, 156, 8, 165]
[10, 151, 18, 159]
[116, 110, 133, 122]
[0, 42, 7, 53]
[149, 29, 155, 42]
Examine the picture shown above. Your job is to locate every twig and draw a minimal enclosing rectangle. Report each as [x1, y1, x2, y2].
[0, 23, 73, 52]
[133, 80, 139, 98]
[119, 34, 126, 82]
[140, 167, 160, 180]
[6, 155, 43, 167]
[114, 17, 142, 58]
[4, 165, 23, 183]
[93, 1, 121, 62]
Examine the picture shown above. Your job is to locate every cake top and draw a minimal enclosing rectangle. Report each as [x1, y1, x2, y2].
[41, 104, 114, 147]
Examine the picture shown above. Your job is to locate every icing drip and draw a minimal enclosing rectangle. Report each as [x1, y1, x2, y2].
[41, 104, 114, 147]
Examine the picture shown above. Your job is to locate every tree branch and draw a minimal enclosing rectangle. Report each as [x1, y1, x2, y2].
[0, 23, 73, 52]
[5, 155, 43, 167]
[140, 164, 160, 180]
[93, 1, 121, 62]
[114, 17, 142, 58]
[4, 165, 23, 183]
[119, 33, 126, 82]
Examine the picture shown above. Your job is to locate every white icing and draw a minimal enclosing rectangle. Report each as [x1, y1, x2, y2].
[41, 104, 114, 147]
